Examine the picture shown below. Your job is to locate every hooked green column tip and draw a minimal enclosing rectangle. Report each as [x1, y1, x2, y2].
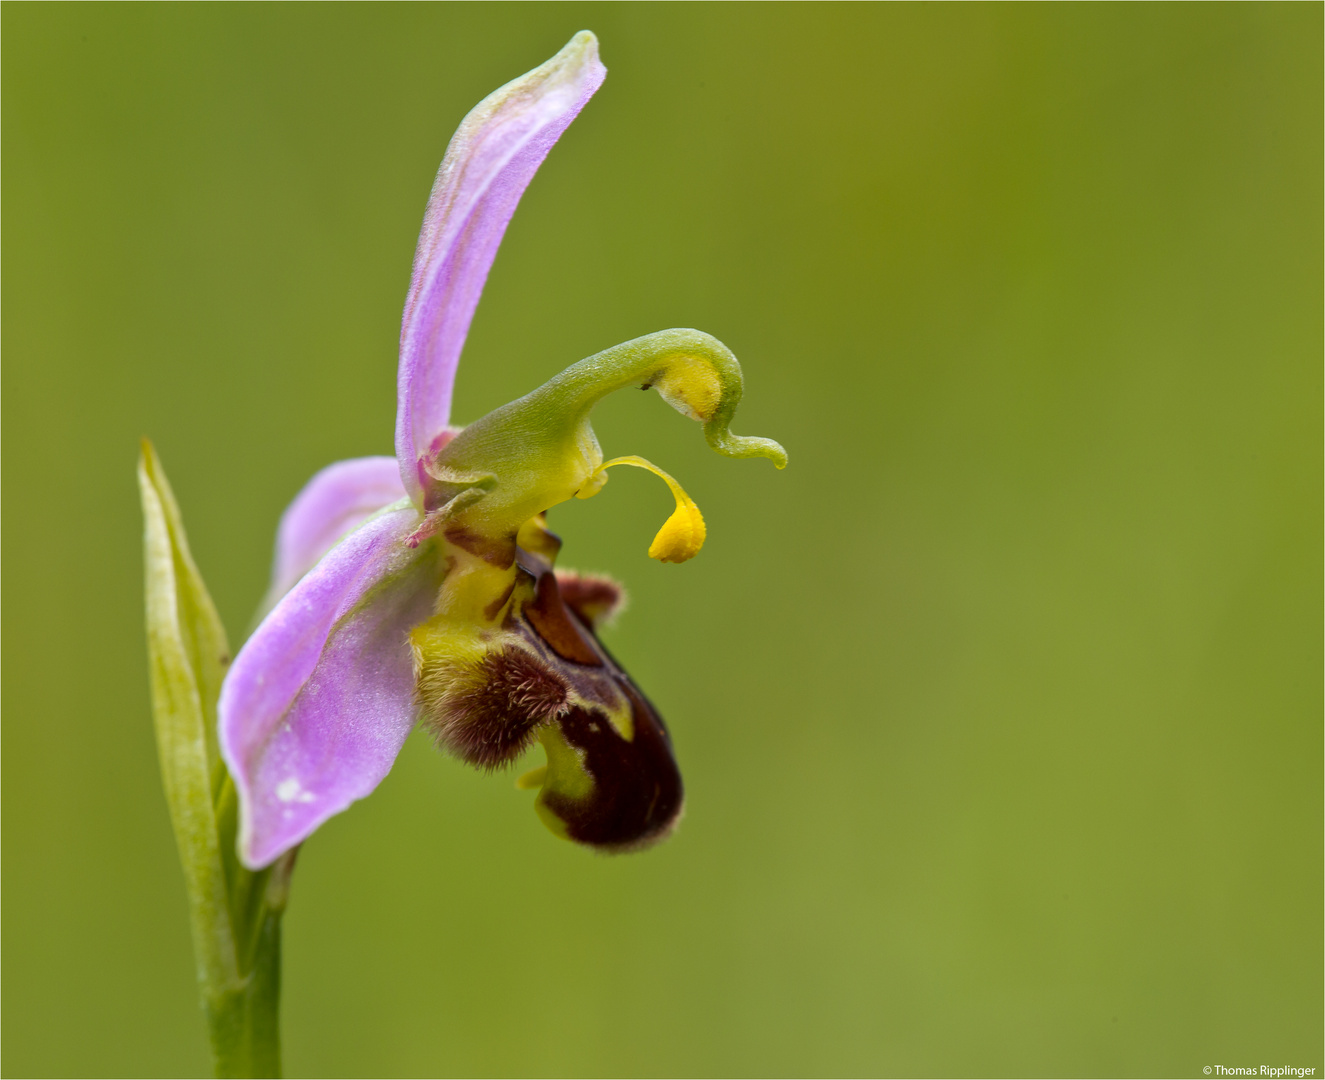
[418, 328, 786, 549]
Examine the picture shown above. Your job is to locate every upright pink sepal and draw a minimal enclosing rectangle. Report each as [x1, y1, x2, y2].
[395, 31, 605, 504]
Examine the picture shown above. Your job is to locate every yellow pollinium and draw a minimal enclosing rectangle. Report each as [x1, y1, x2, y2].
[597, 455, 708, 564]
[648, 497, 706, 563]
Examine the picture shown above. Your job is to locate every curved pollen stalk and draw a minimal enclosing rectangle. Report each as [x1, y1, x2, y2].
[595, 456, 706, 563]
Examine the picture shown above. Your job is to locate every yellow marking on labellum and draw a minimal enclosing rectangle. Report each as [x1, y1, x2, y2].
[596, 697, 634, 741]
[539, 724, 594, 801]
[534, 799, 572, 840]
[515, 764, 547, 790]
[515, 513, 562, 563]
[432, 549, 518, 626]
[595, 455, 707, 563]
[533, 724, 596, 841]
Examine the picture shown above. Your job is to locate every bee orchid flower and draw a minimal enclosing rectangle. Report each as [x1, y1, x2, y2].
[218, 31, 786, 870]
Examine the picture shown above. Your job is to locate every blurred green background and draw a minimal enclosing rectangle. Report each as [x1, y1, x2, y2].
[3, 4, 1320, 1077]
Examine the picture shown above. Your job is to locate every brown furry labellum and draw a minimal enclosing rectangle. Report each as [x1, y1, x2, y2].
[417, 645, 570, 769]
[414, 549, 684, 852]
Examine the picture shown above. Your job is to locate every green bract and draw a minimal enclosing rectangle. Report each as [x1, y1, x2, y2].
[139, 440, 293, 1078]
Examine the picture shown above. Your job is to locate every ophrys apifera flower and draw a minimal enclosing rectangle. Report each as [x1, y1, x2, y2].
[218, 31, 786, 869]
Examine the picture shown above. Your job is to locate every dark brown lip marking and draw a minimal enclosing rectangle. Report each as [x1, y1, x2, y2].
[444, 524, 516, 569]
[540, 676, 683, 851]
[523, 569, 603, 667]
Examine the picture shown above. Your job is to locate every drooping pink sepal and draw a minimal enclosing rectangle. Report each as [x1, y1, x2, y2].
[219, 507, 442, 867]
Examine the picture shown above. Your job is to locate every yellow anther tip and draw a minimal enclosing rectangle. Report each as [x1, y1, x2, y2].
[648, 502, 706, 563]
[596, 454, 706, 563]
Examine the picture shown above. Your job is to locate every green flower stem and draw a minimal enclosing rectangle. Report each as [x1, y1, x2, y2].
[207, 836, 294, 1078]
[140, 440, 291, 1078]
